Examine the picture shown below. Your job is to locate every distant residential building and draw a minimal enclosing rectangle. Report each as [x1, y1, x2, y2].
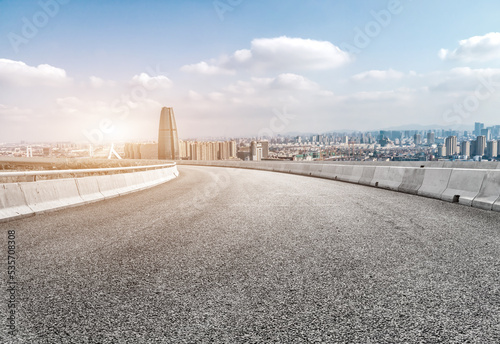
[475, 135, 486, 156]
[414, 133, 421, 145]
[460, 141, 470, 158]
[260, 140, 269, 159]
[487, 140, 498, 159]
[427, 132, 435, 144]
[250, 141, 263, 161]
[437, 144, 446, 157]
[445, 136, 457, 156]
[179, 140, 236, 161]
[229, 141, 237, 158]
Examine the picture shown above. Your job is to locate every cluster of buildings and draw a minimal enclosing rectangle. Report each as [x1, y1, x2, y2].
[439, 134, 497, 160]
[179, 140, 237, 160]
[4, 108, 500, 163]
[0, 142, 93, 158]
[124, 108, 269, 161]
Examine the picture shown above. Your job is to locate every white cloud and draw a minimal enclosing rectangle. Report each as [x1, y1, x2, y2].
[130, 73, 172, 89]
[429, 67, 500, 92]
[180, 61, 235, 75]
[56, 96, 83, 114]
[181, 36, 350, 75]
[226, 73, 320, 95]
[344, 88, 414, 102]
[89, 76, 116, 88]
[352, 69, 406, 81]
[0, 58, 70, 86]
[268, 73, 320, 90]
[439, 32, 500, 62]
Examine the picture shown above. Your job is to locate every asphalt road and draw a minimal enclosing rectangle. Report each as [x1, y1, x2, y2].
[1, 165, 500, 343]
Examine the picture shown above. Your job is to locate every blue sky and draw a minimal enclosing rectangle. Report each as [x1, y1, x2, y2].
[1, 0, 500, 142]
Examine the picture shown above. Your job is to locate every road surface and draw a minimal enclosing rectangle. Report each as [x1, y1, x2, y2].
[1, 165, 499, 343]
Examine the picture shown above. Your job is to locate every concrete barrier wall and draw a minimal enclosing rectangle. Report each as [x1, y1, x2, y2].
[0, 165, 178, 222]
[178, 161, 500, 213]
[398, 168, 426, 195]
[417, 169, 453, 199]
[0, 183, 32, 219]
[440, 169, 487, 206]
[358, 166, 376, 186]
[471, 171, 500, 210]
[76, 177, 104, 203]
[20, 179, 83, 213]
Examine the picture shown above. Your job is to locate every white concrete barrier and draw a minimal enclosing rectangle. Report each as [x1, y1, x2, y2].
[417, 169, 453, 199]
[310, 164, 324, 178]
[143, 169, 161, 187]
[358, 166, 376, 186]
[124, 172, 147, 193]
[295, 163, 312, 177]
[140, 169, 160, 188]
[336, 165, 353, 182]
[370, 167, 404, 191]
[0, 183, 32, 221]
[471, 171, 500, 211]
[441, 169, 487, 206]
[159, 167, 178, 183]
[398, 168, 426, 195]
[317, 164, 340, 180]
[21, 179, 82, 213]
[494, 198, 500, 212]
[97, 174, 129, 198]
[338, 165, 364, 183]
[76, 177, 104, 203]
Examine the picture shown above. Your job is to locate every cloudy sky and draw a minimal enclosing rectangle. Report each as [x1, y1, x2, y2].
[1, 0, 500, 143]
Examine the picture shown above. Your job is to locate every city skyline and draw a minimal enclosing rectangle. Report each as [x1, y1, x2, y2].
[2, 1, 500, 142]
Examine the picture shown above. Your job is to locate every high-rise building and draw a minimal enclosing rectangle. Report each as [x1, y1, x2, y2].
[250, 141, 263, 161]
[437, 144, 446, 157]
[475, 122, 484, 136]
[229, 140, 237, 158]
[427, 132, 435, 144]
[445, 136, 457, 156]
[460, 141, 470, 158]
[475, 135, 486, 156]
[414, 133, 421, 145]
[260, 140, 269, 159]
[487, 141, 498, 159]
[158, 107, 179, 160]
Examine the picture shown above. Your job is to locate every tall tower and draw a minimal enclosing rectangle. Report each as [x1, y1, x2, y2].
[158, 107, 180, 160]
